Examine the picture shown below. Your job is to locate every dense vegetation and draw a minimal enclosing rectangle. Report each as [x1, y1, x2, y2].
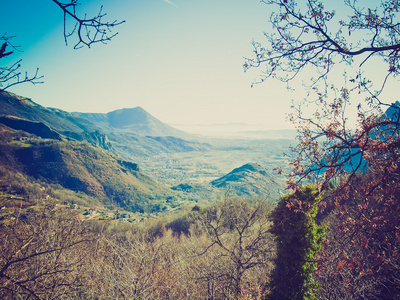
[269, 185, 325, 300]
[0, 193, 276, 299]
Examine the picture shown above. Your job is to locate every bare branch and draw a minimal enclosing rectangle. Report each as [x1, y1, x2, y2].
[245, 0, 400, 92]
[51, 0, 125, 49]
[0, 36, 44, 92]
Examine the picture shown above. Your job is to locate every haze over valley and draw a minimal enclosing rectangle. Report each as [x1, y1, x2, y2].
[0, 91, 294, 217]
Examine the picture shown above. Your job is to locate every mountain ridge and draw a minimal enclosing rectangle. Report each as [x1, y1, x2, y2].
[0, 123, 177, 212]
[0, 92, 207, 159]
[76, 106, 191, 138]
[0, 91, 100, 133]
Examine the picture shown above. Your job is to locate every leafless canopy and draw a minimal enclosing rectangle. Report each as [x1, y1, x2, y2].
[244, 0, 400, 92]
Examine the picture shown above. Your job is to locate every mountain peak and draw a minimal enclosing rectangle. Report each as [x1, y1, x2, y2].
[106, 106, 156, 128]
[77, 106, 190, 137]
[236, 162, 266, 173]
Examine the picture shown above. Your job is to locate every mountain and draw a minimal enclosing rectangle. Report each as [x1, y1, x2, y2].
[0, 91, 209, 212]
[211, 162, 285, 201]
[0, 91, 99, 133]
[76, 107, 190, 138]
[0, 122, 176, 213]
[0, 91, 114, 151]
[0, 92, 208, 157]
[0, 115, 63, 141]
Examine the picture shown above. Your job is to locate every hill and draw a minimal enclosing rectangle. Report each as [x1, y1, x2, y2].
[0, 115, 63, 141]
[0, 91, 114, 151]
[76, 107, 190, 138]
[0, 123, 179, 213]
[211, 162, 285, 201]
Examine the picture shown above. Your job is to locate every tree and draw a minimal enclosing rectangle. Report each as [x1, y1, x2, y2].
[315, 174, 400, 299]
[288, 89, 400, 298]
[1, 0, 124, 91]
[193, 198, 275, 299]
[269, 185, 325, 300]
[244, 0, 400, 96]
[0, 204, 95, 299]
[89, 229, 189, 300]
[245, 0, 400, 298]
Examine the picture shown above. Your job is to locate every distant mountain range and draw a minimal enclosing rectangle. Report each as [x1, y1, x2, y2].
[0, 92, 189, 138]
[0, 91, 208, 212]
[0, 92, 99, 133]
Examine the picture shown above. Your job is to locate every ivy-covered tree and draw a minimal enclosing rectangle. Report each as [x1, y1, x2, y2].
[268, 185, 325, 300]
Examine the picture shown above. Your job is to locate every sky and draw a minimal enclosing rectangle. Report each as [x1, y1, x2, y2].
[1, 0, 399, 133]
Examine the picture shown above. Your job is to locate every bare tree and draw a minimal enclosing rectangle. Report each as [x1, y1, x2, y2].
[0, 35, 43, 91]
[192, 198, 276, 299]
[85, 226, 192, 300]
[0, 204, 94, 299]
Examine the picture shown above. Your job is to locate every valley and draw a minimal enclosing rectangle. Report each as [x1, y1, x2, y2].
[0, 91, 296, 214]
[139, 138, 293, 185]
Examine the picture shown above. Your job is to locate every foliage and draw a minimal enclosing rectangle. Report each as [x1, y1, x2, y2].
[315, 174, 400, 299]
[285, 81, 400, 299]
[238, 284, 268, 300]
[246, 0, 400, 298]
[269, 185, 325, 300]
[166, 215, 192, 238]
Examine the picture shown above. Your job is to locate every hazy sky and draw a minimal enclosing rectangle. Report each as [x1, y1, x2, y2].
[1, 0, 398, 132]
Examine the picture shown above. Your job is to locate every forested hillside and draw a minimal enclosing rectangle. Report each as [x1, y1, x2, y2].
[0, 122, 181, 213]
